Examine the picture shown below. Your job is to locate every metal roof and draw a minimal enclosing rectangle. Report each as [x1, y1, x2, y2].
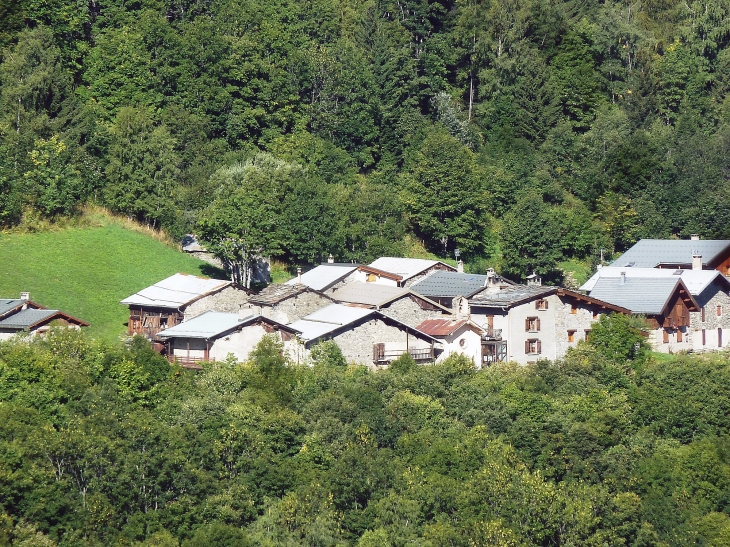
[157, 311, 300, 339]
[367, 257, 455, 281]
[288, 304, 375, 340]
[285, 264, 358, 291]
[410, 271, 489, 298]
[587, 277, 689, 315]
[121, 274, 230, 309]
[415, 318, 470, 336]
[0, 309, 89, 330]
[580, 267, 730, 295]
[469, 285, 556, 308]
[330, 282, 409, 307]
[612, 239, 730, 268]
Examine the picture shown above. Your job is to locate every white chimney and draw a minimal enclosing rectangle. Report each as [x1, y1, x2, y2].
[327, 254, 334, 264]
[620, 271, 626, 284]
[20, 292, 30, 301]
[238, 304, 252, 320]
[691, 234, 700, 241]
[297, 267, 302, 284]
[526, 272, 542, 287]
[457, 260, 464, 273]
[692, 252, 702, 270]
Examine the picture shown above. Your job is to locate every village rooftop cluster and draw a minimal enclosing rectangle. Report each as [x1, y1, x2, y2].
[6, 236, 730, 367]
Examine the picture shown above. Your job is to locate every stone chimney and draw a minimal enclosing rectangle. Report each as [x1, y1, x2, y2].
[457, 260, 464, 273]
[692, 252, 702, 270]
[526, 272, 542, 287]
[327, 254, 334, 264]
[297, 267, 302, 284]
[20, 292, 30, 301]
[691, 234, 700, 241]
[620, 271, 626, 284]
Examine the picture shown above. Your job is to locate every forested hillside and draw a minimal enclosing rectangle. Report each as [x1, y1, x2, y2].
[2, 0, 730, 280]
[2, 329, 730, 546]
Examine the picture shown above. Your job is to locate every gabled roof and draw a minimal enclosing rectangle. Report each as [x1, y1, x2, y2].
[288, 303, 438, 344]
[580, 266, 730, 295]
[121, 273, 231, 309]
[285, 263, 359, 291]
[587, 277, 699, 315]
[249, 283, 332, 306]
[415, 318, 484, 337]
[157, 311, 299, 340]
[468, 284, 630, 314]
[612, 239, 730, 268]
[410, 271, 490, 298]
[0, 299, 45, 319]
[331, 282, 409, 307]
[0, 309, 89, 330]
[367, 257, 455, 282]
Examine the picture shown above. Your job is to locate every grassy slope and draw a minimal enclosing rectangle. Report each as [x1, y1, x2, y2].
[0, 224, 223, 340]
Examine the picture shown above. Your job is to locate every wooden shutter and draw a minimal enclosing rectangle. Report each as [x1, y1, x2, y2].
[677, 329, 683, 342]
[525, 318, 530, 331]
[702, 329, 706, 345]
[702, 307, 706, 322]
[719, 328, 723, 347]
[718, 306, 723, 316]
[373, 343, 385, 361]
[525, 340, 530, 354]
[536, 318, 541, 331]
[537, 340, 542, 354]
[663, 329, 669, 344]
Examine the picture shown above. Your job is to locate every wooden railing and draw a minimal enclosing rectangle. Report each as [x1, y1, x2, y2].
[374, 346, 434, 364]
[167, 355, 212, 369]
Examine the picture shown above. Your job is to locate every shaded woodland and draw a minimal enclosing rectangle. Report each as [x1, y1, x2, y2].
[2, 0, 730, 279]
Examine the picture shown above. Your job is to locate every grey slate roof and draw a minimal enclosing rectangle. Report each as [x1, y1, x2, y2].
[580, 267, 730, 295]
[469, 285, 556, 308]
[410, 271, 489, 298]
[0, 299, 28, 318]
[121, 273, 231, 309]
[612, 239, 730, 268]
[249, 283, 328, 306]
[330, 282, 409, 307]
[0, 309, 63, 329]
[367, 257, 455, 281]
[157, 311, 299, 339]
[285, 263, 359, 291]
[587, 277, 687, 315]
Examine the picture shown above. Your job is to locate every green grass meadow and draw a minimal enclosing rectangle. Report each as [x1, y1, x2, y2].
[0, 224, 224, 340]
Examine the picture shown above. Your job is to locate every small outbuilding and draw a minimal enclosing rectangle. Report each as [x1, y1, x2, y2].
[415, 318, 486, 365]
[0, 308, 89, 341]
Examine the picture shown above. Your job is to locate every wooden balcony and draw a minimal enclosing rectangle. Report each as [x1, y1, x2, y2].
[482, 328, 502, 341]
[167, 355, 211, 369]
[373, 345, 434, 364]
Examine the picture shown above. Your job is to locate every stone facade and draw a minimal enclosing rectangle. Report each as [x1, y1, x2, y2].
[183, 285, 251, 320]
[687, 280, 730, 352]
[254, 291, 333, 324]
[379, 295, 452, 327]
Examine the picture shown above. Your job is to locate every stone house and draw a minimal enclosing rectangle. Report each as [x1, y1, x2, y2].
[247, 283, 334, 324]
[410, 269, 513, 310]
[286, 261, 359, 294]
[287, 303, 438, 366]
[612, 236, 730, 275]
[0, 294, 88, 341]
[465, 282, 629, 366]
[582, 267, 730, 353]
[329, 281, 453, 327]
[354, 257, 456, 288]
[415, 318, 486, 365]
[157, 310, 300, 367]
[121, 273, 250, 340]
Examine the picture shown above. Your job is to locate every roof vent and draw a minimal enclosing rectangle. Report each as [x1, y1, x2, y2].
[20, 292, 30, 301]
[692, 252, 702, 270]
[620, 271, 626, 284]
[691, 234, 700, 241]
[673, 269, 683, 275]
[327, 254, 334, 264]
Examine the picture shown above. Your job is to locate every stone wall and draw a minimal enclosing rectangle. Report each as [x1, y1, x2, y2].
[553, 294, 603, 360]
[379, 296, 452, 327]
[323, 271, 359, 295]
[183, 286, 250, 320]
[256, 291, 332, 324]
[687, 281, 730, 352]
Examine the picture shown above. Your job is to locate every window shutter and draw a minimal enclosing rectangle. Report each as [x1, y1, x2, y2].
[535, 300, 540, 309]
[536, 318, 541, 331]
[544, 300, 548, 309]
[702, 307, 706, 322]
[663, 329, 669, 344]
[373, 343, 384, 361]
[525, 318, 530, 331]
[537, 340, 542, 354]
[525, 340, 530, 354]
[677, 329, 683, 342]
[718, 305, 722, 316]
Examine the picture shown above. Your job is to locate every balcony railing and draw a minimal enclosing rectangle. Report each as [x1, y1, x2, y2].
[374, 346, 434, 364]
[482, 328, 502, 340]
[167, 355, 210, 369]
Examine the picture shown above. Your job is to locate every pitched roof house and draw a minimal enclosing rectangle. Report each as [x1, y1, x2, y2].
[465, 284, 629, 366]
[285, 262, 359, 292]
[248, 283, 334, 324]
[415, 318, 486, 365]
[157, 310, 300, 367]
[0, 294, 89, 341]
[410, 269, 513, 309]
[121, 273, 250, 339]
[355, 257, 456, 288]
[287, 303, 439, 366]
[329, 282, 452, 327]
[582, 267, 729, 352]
[612, 238, 730, 274]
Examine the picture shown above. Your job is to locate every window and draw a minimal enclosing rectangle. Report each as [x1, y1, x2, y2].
[677, 329, 683, 342]
[702, 306, 706, 322]
[525, 317, 540, 332]
[525, 339, 541, 354]
[663, 329, 670, 344]
[584, 329, 591, 341]
[718, 305, 723, 317]
[571, 305, 577, 315]
[367, 273, 377, 282]
[567, 330, 576, 343]
[535, 299, 548, 310]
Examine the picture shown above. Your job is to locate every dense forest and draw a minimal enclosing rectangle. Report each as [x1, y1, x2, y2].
[1, 321, 730, 546]
[2, 0, 730, 280]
